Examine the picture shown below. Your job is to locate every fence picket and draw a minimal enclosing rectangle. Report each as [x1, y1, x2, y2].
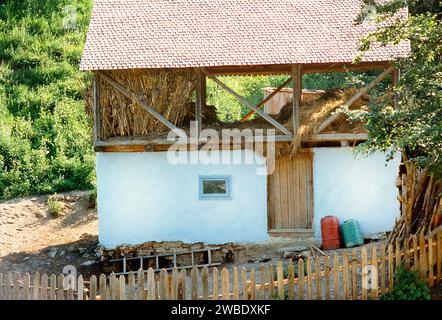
[268, 264, 275, 300]
[148, 268, 156, 300]
[233, 267, 240, 300]
[419, 232, 427, 278]
[105, 285, 111, 301]
[136, 269, 144, 300]
[351, 249, 357, 300]
[56, 274, 64, 300]
[306, 257, 313, 300]
[277, 261, 284, 300]
[41, 274, 48, 300]
[23, 273, 30, 300]
[119, 275, 126, 300]
[49, 274, 56, 300]
[371, 246, 378, 300]
[241, 268, 246, 300]
[342, 252, 349, 300]
[77, 275, 84, 300]
[160, 269, 169, 300]
[98, 274, 106, 300]
[250, 268, 256, 300]
[90, 275, 97, 300]
[388, 244, 394, 292]
[404, 237, 410, 269]
[109, 272, 116, 300]
[221, 268, 230, 300]
[324, 256, 330, 300]
[191, 267, 199, 300]
[259, 265, 265, 300]
[288, 260, 295, 300]
[128, 272, 135, 300]
[202, 267, 209, 300]
[379, 244, 386, 295]
[428, 237, 434, 287]
[395, 238, 401, 268]
[315, 258, 322, 300]
[298, 258, 304, 300]
[213, 267, 219, 300]
[333, 254, 339, 300]
[12, 272, 20, 300]
[361, 247, 368, 300]
[32, 271, 40, 300]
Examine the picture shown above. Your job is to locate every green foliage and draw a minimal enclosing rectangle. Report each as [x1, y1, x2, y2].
[0, 0, 95, 199]
[344, 0, 442, 173]
[272, 260, 307, 281]
[380, 266, 431, 300]
[47, 194, 64, 218]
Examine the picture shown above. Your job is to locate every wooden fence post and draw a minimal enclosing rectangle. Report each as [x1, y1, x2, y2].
[90, 275, 97, 300]
[221, 268, 230, 300]
[191, 267, 199, 300]
[41, 274, 48, 300]
[268, 264, 275, 300]
[306, 257, 313, 300]
[277, 261, 284, 300]
[160, 269, 169, 300]
[240, 268, 247, 300]
[333, 254, 340, 300]
[136, 269, 144, 300]
[259, 265, 265, 300]
[412, 235, 419, 272]
[388, 244, 394, 292]
[419, 232, 427, 278]
[361, 247, 368, 300]
[379, 244, 386, 295]
[342, 252, 349, 300]
[23, 273, 30, 300]
[371, 246, 379, 300]
[213, 267, 219, 300]
[428, 237, 434, 287]
[233, 266, 240, 300]
[298, 259, 304, 300]
[437, 230, 442, 285]
[288, 260, 295, 300]
[351, 249, 357, 300]
[119, 275, 126, 300]
[315, 258, 322, 300]
[128, 272, 135, 300]
[202, 267, 209, 300]
[77, 275, 84, 300]
[147, 268, 156, 300]
[324, 256, 331, 300]
[250, 268, 256, 300]
[56, 274, 64, 300]
[32, 271, 40, 300]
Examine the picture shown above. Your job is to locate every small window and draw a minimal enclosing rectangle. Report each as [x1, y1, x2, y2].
[199, 176, 232, 200]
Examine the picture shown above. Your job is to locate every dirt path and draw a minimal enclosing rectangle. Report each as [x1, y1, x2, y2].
[0, 191, 99, 276]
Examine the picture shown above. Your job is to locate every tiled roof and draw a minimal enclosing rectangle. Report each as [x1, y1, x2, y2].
[80, 0, 410, 71]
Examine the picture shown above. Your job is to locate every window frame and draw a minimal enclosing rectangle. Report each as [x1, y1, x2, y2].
[198, 175, 232, 200]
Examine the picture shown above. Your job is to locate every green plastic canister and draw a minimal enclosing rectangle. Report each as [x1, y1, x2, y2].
[340, 219, 364, 248]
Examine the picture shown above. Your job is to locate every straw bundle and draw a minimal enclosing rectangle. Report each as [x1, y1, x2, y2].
[99, 69, 196, 138]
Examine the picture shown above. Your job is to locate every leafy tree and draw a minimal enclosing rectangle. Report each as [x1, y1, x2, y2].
[343, 0, 442, 173]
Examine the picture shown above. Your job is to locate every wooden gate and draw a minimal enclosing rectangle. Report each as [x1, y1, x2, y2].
[267, 152, 314, 235]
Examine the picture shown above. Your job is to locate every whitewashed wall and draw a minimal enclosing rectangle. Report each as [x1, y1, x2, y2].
[96, 150, 268, 248]
[313, 147, 401, 239]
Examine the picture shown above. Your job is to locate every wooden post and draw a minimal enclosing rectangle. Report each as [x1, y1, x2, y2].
[202, 267, 209, 300]
[371, 246, 379, 300]
[268, 264, 275, 300]
[90, 275, 97, 300]
[259, 265, 265, 300]
[306, 257, 313, 300]
[233, 267, 240, 300]
[41, 274, 48, 300]
[388, 244, 394, 292]
[160, 269, 169, 300]
[93, 72, 101, 142]
[179, 269, 186, 300]
[288, 260, 295, 300]
[136, 269, 144, 300]
[195, 69, 205, 137]
[147, 268, 156, 300]
[292, 64, 302, 134]
[277, 261, 284, 300]
[380, 244, 386, 295]
[315, 258, 322, 300]
[32, 271, 40, 300]
[324, 256, 331, 300]
[437, 230, 442, 284]
[342, 252, 349, 300]
[419, 231, 427, 279]
[77, 275, 84, 301]
[241, 267, 247, 300]
[128, 272, 135, 300]
[191, 266, 199, 300]
[56, 274, 64, 300]
[250, 268, 256, 300]
[412, 235, 419, 272]
[429, 237, 434, 287]
[213, 268, 219, 300]
[298, 259, 304, 300]
[361, 248, 368, 300]
[351, 249, 357, 300]
[222, 268, 230, 300]
[23, 273, 30, 300]
[333, 254, 340, 300]
[119, 275, 126, 300]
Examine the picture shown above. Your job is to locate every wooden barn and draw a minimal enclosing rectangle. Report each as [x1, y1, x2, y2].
[80, 0, 410, 247]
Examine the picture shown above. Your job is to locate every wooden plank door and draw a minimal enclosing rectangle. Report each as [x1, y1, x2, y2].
[267, 152, 313, 231]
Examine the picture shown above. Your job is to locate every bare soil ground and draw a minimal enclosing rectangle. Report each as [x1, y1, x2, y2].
[0, 191, 100, 277]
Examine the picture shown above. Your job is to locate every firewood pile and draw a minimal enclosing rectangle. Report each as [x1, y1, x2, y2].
[388, 154, 442, 245]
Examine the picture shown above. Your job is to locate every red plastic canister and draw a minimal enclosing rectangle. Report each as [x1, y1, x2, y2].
[321, 215, 341, 250]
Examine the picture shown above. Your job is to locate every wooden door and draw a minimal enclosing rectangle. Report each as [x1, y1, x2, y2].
[267, 152, 314, 232]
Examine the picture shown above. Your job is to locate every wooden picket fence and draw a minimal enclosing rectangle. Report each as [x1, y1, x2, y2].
[1, 230, 441, 300]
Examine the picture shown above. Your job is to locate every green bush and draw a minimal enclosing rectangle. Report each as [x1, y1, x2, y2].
[47, 195, 64, 218]
[380, 267, 431, 300]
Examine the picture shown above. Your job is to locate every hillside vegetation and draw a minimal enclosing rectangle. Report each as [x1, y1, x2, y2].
[0, 0, 94, 199]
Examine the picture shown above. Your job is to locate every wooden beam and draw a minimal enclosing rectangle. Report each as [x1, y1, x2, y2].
[93, 73, 101, 142]
[202, 69, 292, 135]
[240, 76, 292, 122]
[195, 69, 205, 136]
[305, 133, 368, 142]
[315, 65, 394, 133]
[292, 65, 302, 134]
[99, 72, 185, 137]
